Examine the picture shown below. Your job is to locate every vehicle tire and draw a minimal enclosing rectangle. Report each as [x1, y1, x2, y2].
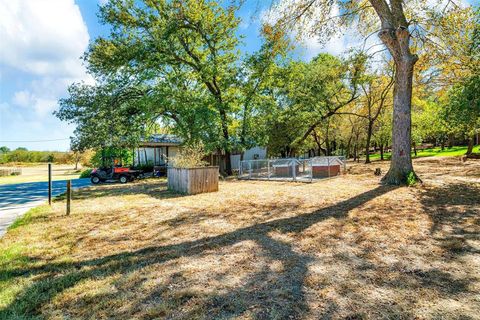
[91, 176, 101, 184]
[119, 175, 128, 184]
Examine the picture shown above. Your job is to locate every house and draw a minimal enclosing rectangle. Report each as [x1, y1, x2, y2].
[134, 134, 266, 171]
[134, 134, 182, 167]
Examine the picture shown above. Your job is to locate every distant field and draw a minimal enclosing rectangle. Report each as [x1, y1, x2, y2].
[369, 145, 480, 161]
[0, 164, 82, 185]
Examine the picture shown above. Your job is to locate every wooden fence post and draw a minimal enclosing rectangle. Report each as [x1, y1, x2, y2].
[48, 163, 52, 206]
[66, 180, 71, 215]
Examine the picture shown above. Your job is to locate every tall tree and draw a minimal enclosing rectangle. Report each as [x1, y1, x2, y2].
[56, 81, 148, 151]
[340, 68, 394, 163]
[86, 0, 241, 175]
[236, 25, 291, 159]
[263, 53, 363, 156]
[271, 0, 467, 184]
[443, 73, 480, 155]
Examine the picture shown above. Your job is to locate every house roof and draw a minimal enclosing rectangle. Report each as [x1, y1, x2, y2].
[139, 134, 183, 146]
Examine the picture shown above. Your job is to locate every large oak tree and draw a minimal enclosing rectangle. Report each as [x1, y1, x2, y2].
[85, 0, 242, 174]
[270, 0, 467, 184]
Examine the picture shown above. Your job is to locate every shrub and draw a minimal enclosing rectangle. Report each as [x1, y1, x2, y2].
[79, 169, 93, 178]
[91, 147, 133, 167]
[406, 171, 417, 187]
[134, 162, 154, 172]
[0, 149, 74, 164]
[169, 143, 207, 168]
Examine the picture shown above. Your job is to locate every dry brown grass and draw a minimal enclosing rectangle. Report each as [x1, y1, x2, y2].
[1, 157, 479, 319]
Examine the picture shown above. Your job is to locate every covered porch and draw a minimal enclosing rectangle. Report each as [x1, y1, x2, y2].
[133, 134, 182, 167]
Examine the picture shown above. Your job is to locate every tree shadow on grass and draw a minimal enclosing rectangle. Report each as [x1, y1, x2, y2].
[2, 185, 400, 318]
[53, 179, 185, 202]
[419, 182, 480, 256]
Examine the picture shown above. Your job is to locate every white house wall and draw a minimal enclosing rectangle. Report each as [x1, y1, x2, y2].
[134, 146, 180, 166]
[231, 146, 267, 170]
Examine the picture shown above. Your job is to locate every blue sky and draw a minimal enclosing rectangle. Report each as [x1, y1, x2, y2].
[3, 0, 471, 151]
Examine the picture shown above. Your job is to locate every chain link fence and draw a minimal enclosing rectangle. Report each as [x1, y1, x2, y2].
[239, 156, 346, 182]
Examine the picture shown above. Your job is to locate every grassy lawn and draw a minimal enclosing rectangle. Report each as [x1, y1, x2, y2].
[0, 164, 81, 185]
[369, 145, 480, 161]
[1, 158, 479, 319]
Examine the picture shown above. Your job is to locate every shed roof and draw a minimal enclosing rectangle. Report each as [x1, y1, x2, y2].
[139, 134, 183, 146]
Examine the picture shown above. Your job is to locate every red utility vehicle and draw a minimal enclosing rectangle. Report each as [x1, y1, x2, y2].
[90, 158, 142, 184]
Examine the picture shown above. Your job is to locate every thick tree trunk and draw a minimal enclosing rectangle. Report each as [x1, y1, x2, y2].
[365, 122, 373, 164]
[466, 135, 474, 155]
[380, 143, 384, 160]
[382, 58, 417, 184]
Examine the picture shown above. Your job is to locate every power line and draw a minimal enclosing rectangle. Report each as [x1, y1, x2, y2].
[0, 138, 69, 143]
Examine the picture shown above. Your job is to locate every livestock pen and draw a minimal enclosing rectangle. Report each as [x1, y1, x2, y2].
[239, 156, 346, 182]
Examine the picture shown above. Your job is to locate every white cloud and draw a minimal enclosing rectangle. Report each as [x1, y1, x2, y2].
[0, 0, 92, 150]
[300, 32, 354, 60]
[0, 0, 89, 78]
[260, 1, 360, 60]
[12, 90, 33, 108]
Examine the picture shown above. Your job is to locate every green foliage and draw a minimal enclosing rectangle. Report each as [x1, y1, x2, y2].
[169, 143, 207, 168]
[8, 206, 51, 231]
[79, 169, 93, 179]
[412, 98, 448, 147]
[90, 147, 133, 167]
[264, 52, 363, 156]
[0, 146, 10, 153]
[0, 150, 74, 164]
[406, 172, 417, 187]
[54, 0, 478, 171]
[443, 73, 480, 140]
[369, 145, 480, 161]
[56, 82, 147, 152]
[134, 162, 154, 173]
[56, 0, 291, 176]
[82, 0, 241, 156]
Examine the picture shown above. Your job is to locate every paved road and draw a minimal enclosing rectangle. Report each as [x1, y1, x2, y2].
[0, 178, 91, 237]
